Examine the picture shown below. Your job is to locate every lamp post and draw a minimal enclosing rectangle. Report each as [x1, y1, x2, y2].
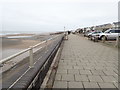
[64, 26, 68, 40]
[64, 26, 65, 34]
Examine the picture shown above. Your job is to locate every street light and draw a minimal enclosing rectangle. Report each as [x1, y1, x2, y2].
[64, 26, 68, 40]
[64, 26, 65, 34]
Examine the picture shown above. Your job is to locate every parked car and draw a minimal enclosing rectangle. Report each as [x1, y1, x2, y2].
[90, 31, 103, 41]
[84, 31, 94, 37]
[87, 31, 102, 38]
[84, 32, 91, 37]
[99, 29, 120, 41]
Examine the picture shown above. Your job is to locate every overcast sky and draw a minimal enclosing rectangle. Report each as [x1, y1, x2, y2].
[0, 0, 119, 33]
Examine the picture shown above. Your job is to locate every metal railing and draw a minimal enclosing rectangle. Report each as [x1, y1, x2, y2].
[27, 34, 64, 89]
[0, 34, 63, 68]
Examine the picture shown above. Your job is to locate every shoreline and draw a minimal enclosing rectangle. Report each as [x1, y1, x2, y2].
[1, 38, 41, 60]
[1, 34, 53, 59]
[0, 33, 36, 38]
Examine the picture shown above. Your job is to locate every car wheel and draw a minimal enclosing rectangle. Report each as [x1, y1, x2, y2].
[101, 36, 107, 42]
[90, 37, 92, 40]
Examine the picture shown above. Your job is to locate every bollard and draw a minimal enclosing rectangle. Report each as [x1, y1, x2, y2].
[29, 46, 34, 68]
[66, 34, 68, 40]
[115, 36, 119, 47]
[64, 33, 68, 40]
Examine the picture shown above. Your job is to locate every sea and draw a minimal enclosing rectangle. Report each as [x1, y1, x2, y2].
[0, 30, 51, 36]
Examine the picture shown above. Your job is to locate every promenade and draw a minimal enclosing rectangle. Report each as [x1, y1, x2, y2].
[53, 34, 118, 89]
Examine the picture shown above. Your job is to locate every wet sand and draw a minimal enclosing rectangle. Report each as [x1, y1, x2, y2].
[2, 38, 41, 49]
[1, 35, 43, 59]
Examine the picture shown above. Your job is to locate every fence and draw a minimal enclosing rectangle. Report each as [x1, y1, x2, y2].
[2, 34, 64, 89]
[8, 34, 64, 89]
[0, 34, 64, 70]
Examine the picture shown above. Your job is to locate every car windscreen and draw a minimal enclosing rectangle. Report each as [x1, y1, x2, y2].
[104, 30, 110, 33]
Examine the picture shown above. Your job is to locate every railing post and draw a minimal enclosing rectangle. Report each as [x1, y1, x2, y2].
[29, 46, 34, 68]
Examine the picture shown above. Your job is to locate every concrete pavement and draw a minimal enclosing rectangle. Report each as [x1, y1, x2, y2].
[53, 34, 118, 89]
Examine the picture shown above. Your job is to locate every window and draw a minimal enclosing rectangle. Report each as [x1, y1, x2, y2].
[109, 30, 120, 33]
[115, 30, 120, 33]
[110, 30, 115, 33]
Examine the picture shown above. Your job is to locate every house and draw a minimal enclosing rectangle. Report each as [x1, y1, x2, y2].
[94, 23, 113, 32]
[112, 22, 120, 29]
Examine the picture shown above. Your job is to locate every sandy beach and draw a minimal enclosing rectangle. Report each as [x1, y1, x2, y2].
[1, 34, 52, 59]
[2, 38, 41, 49]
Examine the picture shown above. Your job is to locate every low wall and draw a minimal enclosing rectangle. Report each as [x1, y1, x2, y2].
[8, 36, 64, 90]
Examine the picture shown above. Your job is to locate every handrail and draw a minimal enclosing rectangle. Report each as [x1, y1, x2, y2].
[0, 48, 30, 64]
[6, 34, 64, 89]
[0, 35, 62, 66]
[32, 41, 46, 48]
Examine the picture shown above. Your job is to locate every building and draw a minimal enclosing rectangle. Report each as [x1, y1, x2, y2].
[94, 23, 113, 32]
[112, 22, 120, 29]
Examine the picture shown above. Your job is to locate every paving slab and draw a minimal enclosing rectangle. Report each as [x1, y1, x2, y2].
[68, 69, 79, 74]
[98, 82, 116, 88]
[53, 81, 67, 88]
[79, 70, 92, 75]
[83, 82, 100, 88]
[55, 74, 62, 81]
[75, 75, 89, 82]
[91, 70, 105, 75]
[101, 75, 117, 83]
[88, 75, 103, 82]
[57, 69, 67, 74]
[68, 81, 83, 88]
[61, 74, 74, 81]
[53, 34, 118, 89]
